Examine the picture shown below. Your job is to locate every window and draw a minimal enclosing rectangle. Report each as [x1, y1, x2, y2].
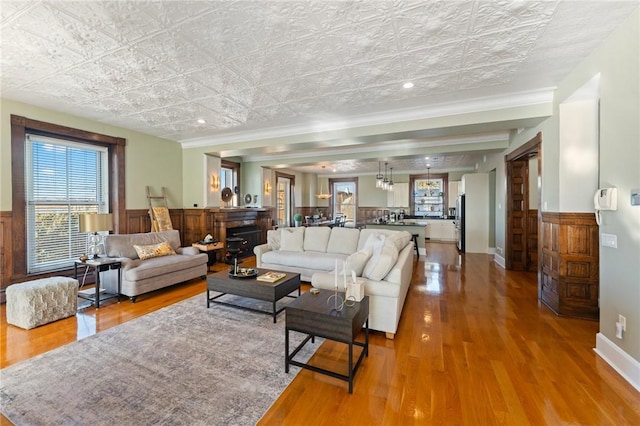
[11, 114, 125, 280]
[25, 135, 109, 273]
[330, 178, 357, 226]
[221, 160, 240, 206]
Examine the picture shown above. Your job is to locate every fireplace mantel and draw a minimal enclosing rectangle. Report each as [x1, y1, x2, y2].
[206, 208, 272, 248]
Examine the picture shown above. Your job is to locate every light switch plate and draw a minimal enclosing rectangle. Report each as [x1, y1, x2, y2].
[601, 233, 618, 248]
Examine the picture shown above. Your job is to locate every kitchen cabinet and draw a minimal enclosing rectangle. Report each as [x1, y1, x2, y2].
[461, 173, 489, 253]
[424, 220, 457, 242]
[448, 181, 461, 208]
[387, 182, 409, 208]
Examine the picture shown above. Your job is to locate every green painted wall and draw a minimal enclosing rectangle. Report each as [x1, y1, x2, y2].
[477, 9, 640, 363]
[0, 99, 183, 210]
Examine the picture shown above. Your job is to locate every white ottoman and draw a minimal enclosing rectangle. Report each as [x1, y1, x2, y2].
[6, 277, 78, 329]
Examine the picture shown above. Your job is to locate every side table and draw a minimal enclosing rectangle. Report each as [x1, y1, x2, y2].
[74, 258, 122, 309]
[192, 241, 224, 271]
[285, 289, 369, 393]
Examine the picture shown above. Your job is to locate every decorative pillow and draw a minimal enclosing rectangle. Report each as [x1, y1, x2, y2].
[267, 230, 281, 250]
[363, 232, 386, 253]
[280, 227, 305, 252]
[363, 242, 399, 281]
[343, 247, 373, 276]
[133, 241, 176, 260]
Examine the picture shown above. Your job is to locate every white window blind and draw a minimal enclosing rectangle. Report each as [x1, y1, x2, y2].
[25, 134, 109, 273]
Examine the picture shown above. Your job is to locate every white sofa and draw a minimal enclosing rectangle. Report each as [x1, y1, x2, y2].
[254, 227, 414, 338]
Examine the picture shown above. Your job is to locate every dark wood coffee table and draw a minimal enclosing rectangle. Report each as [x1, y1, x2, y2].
[285, 289, 369, 393]
[206, 268, 301, 323]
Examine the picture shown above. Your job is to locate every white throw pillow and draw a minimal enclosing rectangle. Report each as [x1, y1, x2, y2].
[280, 227, 305, 252]
[343, 247, 373, 276]
[267, 229, 281, 250]
[363, 232, 386, 253]
[363, 241, 399, 281]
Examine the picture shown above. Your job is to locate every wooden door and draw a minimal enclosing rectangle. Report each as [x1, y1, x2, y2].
[506, 159, 528, 270]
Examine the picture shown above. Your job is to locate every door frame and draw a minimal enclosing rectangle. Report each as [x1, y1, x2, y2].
[275, 171, 295, 227]
[505, 132, 542, 271]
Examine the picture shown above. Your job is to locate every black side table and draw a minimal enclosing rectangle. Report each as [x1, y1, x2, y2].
[74, 258, 122, 308]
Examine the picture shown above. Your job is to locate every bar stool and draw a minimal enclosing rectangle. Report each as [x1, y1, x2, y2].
[411, 234, 419, 257]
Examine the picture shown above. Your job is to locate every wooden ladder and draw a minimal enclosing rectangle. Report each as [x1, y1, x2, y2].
[146, 186, 173, 232]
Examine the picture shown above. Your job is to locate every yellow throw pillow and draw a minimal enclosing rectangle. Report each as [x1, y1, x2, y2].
[133, 241, 176, 260]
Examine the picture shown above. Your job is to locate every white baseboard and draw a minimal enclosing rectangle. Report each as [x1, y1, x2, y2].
[487, 247, 496, 255]
[594, 332, 640, 391]
[494, 253, 506, 268]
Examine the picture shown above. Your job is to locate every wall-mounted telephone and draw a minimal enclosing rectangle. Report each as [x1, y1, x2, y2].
[594, 187, 617, 225]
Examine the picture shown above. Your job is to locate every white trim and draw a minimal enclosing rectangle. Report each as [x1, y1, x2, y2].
[493, 253, 506, 268]
[594, 332, 640, 392]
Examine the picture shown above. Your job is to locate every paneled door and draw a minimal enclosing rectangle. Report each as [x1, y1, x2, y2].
[506, 159, 528, 271]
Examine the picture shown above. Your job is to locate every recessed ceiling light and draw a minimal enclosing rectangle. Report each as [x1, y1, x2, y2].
[426, 163, 431, 167]
[403, 82, 414, 89]
[197, 119, 206, 124]
[425, 156, 430, 160]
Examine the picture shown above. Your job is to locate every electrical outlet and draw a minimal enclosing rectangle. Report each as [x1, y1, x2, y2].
[619, 314, 626, 331]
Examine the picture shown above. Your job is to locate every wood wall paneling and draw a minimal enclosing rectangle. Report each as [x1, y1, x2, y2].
[527, 209, 539, 272]
[540, 212, 599, 320]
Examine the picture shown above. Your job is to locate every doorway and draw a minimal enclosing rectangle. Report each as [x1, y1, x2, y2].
[505, 132, 541, 272]
[276, 172, 295, 227]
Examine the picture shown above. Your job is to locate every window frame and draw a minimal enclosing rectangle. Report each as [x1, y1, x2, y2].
[11, 115, 125, 279]
[329, 177, 358, 224]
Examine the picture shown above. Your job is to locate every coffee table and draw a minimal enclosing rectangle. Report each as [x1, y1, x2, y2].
[206, 268, 301, 323]
[285, 289, 369, 393]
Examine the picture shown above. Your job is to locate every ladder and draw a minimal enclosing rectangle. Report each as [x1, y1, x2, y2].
[146, 186, 173, 232]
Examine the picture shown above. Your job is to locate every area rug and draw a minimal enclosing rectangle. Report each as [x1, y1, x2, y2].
[0, 293, 319, 425]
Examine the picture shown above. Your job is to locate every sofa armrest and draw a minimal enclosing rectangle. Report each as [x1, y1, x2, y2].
[253, 243, 272, 267]
[176, 246, 199, 256]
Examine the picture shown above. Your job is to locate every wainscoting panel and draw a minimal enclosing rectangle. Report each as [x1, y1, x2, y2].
[540, 212, 599, 320]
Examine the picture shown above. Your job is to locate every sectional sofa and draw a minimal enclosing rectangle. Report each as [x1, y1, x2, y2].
[254, 226, 414, 338]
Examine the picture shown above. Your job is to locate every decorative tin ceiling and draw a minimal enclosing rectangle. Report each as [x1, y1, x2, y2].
[1, 1, 637, 173]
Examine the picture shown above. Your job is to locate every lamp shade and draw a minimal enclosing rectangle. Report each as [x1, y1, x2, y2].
[79, 213, 113, 233]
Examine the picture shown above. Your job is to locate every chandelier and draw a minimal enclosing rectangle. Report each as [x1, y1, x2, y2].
[315, 166, 332, 199]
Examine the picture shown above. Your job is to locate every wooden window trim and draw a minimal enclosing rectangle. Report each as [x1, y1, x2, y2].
[11, 115, 125, 279]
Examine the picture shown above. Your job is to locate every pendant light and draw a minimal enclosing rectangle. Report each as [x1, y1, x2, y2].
[388, 167, 394, 191]
[315, 166, 332, 199]
[382, 162, 389, 190]
[375, 162, 384, 188]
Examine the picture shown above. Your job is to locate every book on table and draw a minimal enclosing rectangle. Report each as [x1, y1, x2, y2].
[257, 271, 286, 283]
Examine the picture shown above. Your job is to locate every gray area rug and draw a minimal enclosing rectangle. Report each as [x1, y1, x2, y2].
[0, 292, 318, 425]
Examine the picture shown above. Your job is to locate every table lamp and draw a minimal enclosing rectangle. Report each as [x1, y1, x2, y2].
[79, 213, 113, 258]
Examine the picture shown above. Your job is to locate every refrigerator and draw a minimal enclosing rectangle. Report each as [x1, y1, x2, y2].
[455, 194, 465, 252]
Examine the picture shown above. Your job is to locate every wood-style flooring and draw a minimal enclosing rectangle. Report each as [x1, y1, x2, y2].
[1, 243, 639, 425]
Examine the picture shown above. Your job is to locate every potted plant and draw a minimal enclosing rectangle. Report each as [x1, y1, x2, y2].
[293, 213, 303, 227]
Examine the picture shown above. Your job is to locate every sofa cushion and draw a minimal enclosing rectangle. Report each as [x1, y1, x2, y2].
[133, 241, 176, 260]
[123, 254, 205, 282]
[358, 229, 411, 252]
[363, 239, 399, 281]
[105, 230, 182, 259]
[262, 250, 347, 271]
[326, 228, 360, 255]
[280, 227, 305, 252]
[342, 247, 373, 276]
[303, 227, 331, 252]
[267, 230, 281, 250]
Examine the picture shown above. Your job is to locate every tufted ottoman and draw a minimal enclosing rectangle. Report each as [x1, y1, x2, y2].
[6, 277, 78, 329]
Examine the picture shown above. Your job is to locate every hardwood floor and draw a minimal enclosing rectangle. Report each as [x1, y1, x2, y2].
[2, 244, 639, 425]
